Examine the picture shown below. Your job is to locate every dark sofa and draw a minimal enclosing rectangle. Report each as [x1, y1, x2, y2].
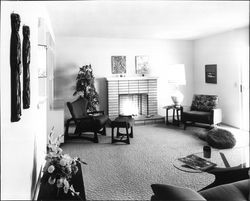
[151, 179, 249, 201]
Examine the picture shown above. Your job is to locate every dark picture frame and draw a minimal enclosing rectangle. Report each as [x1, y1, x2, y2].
[205, 64, 217, 84]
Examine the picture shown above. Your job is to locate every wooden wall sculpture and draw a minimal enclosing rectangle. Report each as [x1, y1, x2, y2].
[22, 25, 31, 109]
[10, 13, 22, 122]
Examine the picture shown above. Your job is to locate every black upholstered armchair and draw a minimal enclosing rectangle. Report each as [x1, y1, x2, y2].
[65, 97, 109, 143]
[181, 94, 222, 130]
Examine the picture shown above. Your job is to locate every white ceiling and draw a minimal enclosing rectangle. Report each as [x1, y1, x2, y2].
[43, 1, 249, 40]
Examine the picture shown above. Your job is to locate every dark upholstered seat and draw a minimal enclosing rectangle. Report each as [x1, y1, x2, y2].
[65, 97, 109, 143]
[181, 94, 222, 129]
[182, 110, 212, 122]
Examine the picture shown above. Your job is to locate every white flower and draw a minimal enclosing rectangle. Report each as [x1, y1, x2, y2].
[47, 165, 55, 173]
[64, 185, 69, 194]
[64, 178, 70, 187]
[66, 165, 72, 174]
[63, 179, 70, 193]
[50, 144, 58, 152]
[57, 178, 64, 188]
[63, 154, 72, 162]
[48, 177, 56, 185]
[47, 151, 58, 158]
[60, 159, 67, 166]
[72, 165, 78, 174]
[70, 185, 80, 196]
[57, 147, 63, 154]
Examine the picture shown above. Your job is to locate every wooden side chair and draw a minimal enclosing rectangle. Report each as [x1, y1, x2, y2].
[65, 97, 109, 143]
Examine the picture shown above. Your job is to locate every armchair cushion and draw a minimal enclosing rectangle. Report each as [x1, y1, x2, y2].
[151, 184, 206, 201]
[182, 110, 212, 123]
[93, 115, 109, 127]
[191, 95, 218, 112]
[78, 115, 108, 131]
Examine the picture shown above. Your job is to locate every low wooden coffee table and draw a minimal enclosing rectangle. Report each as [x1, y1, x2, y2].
[173, 146, 249, 190]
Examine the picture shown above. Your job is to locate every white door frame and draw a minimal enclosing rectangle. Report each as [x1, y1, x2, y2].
[239, 47, 249, 131]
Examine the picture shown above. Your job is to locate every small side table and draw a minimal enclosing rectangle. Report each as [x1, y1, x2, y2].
[163, 105, 183, 126]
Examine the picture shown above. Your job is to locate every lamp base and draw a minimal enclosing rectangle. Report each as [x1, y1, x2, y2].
[171, 91, 184, 106]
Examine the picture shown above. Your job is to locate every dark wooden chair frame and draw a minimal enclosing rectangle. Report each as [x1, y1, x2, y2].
[65, 100, 107, 143]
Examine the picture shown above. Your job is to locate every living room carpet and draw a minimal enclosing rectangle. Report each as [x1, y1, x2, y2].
[61, 123, 249, 200]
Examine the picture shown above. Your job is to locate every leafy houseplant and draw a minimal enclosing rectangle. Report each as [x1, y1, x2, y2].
[73, 64, 99, 112]
[42, 128, 87, 198]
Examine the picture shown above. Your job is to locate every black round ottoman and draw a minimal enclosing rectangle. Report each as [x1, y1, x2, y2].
[206, 128, 236, 149]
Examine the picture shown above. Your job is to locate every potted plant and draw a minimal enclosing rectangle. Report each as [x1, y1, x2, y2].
[73, 64, 99, 112]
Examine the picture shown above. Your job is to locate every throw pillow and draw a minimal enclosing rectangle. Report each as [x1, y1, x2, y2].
[191, 94, 218, 112]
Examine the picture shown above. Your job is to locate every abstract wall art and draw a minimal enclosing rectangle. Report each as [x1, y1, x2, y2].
[111, 56, 126, 74]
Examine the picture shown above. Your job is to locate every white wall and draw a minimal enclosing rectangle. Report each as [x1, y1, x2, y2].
[0, 2, 50, 199]
[54, 37, 194, 119]
[193, 27, 249, 128]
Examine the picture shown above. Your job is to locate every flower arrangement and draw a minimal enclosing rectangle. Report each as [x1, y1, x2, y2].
[42, 128, 87, 197]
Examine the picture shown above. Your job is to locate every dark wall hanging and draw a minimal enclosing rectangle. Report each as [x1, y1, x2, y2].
[22, 25, 31, 109]
[205, 64, 217, 84]
[10, 13, 22, 122]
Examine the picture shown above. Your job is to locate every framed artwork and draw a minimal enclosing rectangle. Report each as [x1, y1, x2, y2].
[205, 64, 217, 84]
[135, 55, 149, 75]
[111, 56, 126, 74]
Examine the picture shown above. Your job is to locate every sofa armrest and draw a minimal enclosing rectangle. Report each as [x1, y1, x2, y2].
[200, 179, 249, 201]
[151, 184, 206, 201]
[212, 108, 222, 124]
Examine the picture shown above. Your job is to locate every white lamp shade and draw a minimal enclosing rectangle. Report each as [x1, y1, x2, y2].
[171, 91, 184, 106]
[168, 64, 186, 85]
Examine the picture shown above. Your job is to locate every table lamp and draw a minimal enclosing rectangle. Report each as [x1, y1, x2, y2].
[168, 64, 186, 106]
